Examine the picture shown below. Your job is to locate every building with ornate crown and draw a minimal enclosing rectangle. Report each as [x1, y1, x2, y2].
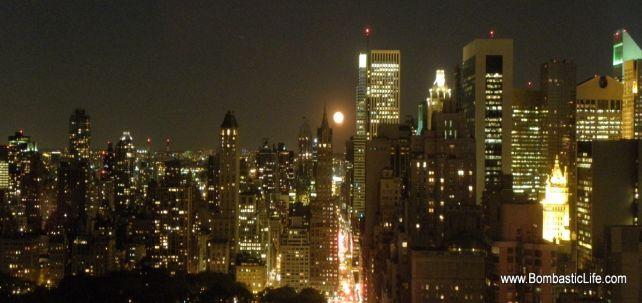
[541, 157, 570, 243]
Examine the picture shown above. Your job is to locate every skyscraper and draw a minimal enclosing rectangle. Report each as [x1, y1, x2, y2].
[67, 109, 92, 236]
[425, 69, 452, 131]
[276, 143, 295, 198]
[257, 139, 278, 197]
[152, 159, 199, 273]
[68, 109, 91, 162]
[625, 59, 642, 139]
[576, 140, 642, 270]
[7, 131, 37, 198]
[612, 29, 642, 80]
[575, 75, 623, 141]
[541, 59, 576, 174]
[310, 107, 339, 295]
[0, 146, 8, 191]
[367, 50, 401, 137]
[511, 88, 547, 200]
[541, 158, 570, 243]
[296, 118, 314, 205]
[114, 131, 136, 210]
[215, 111, 240, 267]
[353, 49, 401, 216]
[236, 190, 268, 263]
[280, 210, 310, 290]
[612, 30, 642, 139]
[461, 38, 513, 203]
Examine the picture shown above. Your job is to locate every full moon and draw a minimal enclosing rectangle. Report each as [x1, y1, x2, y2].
[333, 111, 344, 124]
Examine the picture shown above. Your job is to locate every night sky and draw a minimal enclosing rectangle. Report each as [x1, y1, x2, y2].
[1, 1, 641, 152]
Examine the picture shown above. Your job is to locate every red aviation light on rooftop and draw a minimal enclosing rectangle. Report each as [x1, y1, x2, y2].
[146, 137, 152, 144]
[488, 29, 496, 39]
[527, 81, 534, 88]
[363, 26, 372, 38]
[165, 138, 171, 144]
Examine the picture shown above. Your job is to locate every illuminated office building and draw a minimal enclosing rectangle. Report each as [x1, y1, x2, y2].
[511, 88, 547, 200]
[611, 30, 642, 139]
[541, 59, 576, 173]
[68, 108, 91, 162]
[214, 111, 240, 268]
[541, 158, 570, 243]
[625, 59, 642, 139]
[612, 30, 642, 140]
[353, 49, 401, 216]
[367, 50, 401, 137]
[309, 107, 339, 295]
[575, 75, 623, 141]
[461, 38, 513, 203]
[0, 146, 8, 190]
[576, 140, 641, 270]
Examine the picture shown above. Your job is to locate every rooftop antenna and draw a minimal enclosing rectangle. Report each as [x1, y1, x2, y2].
[363, 25, 373, 51]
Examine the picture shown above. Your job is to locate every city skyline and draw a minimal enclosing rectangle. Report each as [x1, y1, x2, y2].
[4, 3, 642, 302]
[1, 1, 641, 150]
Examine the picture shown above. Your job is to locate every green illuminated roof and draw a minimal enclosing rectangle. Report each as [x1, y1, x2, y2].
[613, 30, 642, 66]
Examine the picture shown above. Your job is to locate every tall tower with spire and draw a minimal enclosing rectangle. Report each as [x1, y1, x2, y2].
[310, 106, 339, 295]
[215, 111, 240, 265]
[425, 69, 452, 131]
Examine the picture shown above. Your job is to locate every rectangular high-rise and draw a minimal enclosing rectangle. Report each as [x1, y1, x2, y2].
[511, 88, 547, 200]
[0, 146, 8, 190]
[576, 140, 641, 270]
[353, 50, 401, 216]
[367, 50, 401, 137]
[280, 224, 310, 290]
[575, 75, 623, 141]
[68, 108, 91, 162]
[541, 59, 576, 173]
[461, 38, 513, 203]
